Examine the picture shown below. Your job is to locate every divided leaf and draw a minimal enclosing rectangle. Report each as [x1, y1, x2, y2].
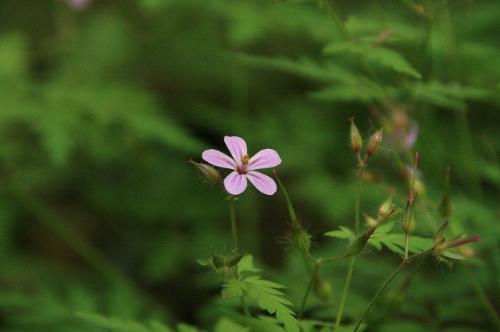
[221, 256, 299, 332]
[325, 42, 422, 79]
[75, 312, 173, 332]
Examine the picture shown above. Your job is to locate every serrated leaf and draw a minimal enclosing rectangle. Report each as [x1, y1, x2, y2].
[325, 42, 421, 79]
[177, 323, 200, 332]
[325, 226, 355, 240]
[238, 255, 260, 274]
[214, 318, 249, 332]
[75, 312, 151, 332]
[440, 250, 467, 261]
[222, 279, 247, 298]
[221, 272, 298, 332]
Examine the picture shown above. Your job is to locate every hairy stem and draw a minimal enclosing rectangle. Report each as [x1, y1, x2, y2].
[464, 267, 500, 330]
[299, 262, 320, 318]
[228, 197, 239, 251]
[228, 198, 250, 316]
[321, 0, 351, 41]
[335, 256, 356, 329]
[334, 165, 364, 329]
[353, 261, 407, 332]
[404, 231, 410, 260]
[274, 170, 299, 228]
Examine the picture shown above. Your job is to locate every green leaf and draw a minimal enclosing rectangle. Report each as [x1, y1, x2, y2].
[325, 226, 355, 240]
[368, 223, 433, 255]
[214, 318, 249, 332]
[238, 255, 261, 274]
[75, 312, 175, 332]
[177, 323, 200, 332]
[325, 42, 422, 79]
[221, 258, 299, 332]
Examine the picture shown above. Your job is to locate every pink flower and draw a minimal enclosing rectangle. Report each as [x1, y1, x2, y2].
[202, 136, 281, 196]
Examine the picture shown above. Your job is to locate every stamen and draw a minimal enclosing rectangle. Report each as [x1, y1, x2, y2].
[241, 154, 250, 165]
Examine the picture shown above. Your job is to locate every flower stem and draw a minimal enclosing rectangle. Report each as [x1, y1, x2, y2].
[334, 256, 356, 329]
[353, 261, 407, 332]
[273, 170, 299, 228]
[299, 261, 320, 318]
[464, 266, 500, 330]
[334, 165, 364, 329]
[353, 250, 432, 331]
[320, 0, 351, 41]
[228, 196, 239, 251]
[404, 231, 410, 260]
[240, 296, 250, 317]
[228, 197, 250, 316]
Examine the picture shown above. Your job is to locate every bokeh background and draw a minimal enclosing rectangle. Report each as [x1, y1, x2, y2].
[0, 0, 498, 331]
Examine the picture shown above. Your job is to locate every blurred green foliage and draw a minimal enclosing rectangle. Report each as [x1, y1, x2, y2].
[0, 0, 498, 331]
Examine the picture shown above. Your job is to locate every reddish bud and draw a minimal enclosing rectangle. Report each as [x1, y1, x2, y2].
[366, 129, 383, 157]
[349, 118, 363, 155]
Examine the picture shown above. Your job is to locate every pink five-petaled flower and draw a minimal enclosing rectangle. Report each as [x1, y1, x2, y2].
[202, 136, 281, 196]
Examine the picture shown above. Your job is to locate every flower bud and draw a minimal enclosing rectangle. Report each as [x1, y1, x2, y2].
[364, 214, 378, 227]
[366, 129, 383, 157]
[314, 275, 333, 301]
[211, 252, 243, 270]
[189, 160, 221, 185]
[293, 227, 311, 255]
[378, 197, 392, 219]
[401, 204, 416, 234]
[434, 236, 480, 259]
[211, 254, 225, 269]
[442, 235, 480, 251]
[349, 118, 363, 155]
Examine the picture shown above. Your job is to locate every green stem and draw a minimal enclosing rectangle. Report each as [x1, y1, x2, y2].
[354, 167, 364, 234]
[322, 0, 351, 41]
[353, 250, 432, 331]
[240, 296, 251, 317]
[274, 170, 299, 228]
[464, 267, 500, 330]
[335, 164, 364, 329]
[335, 256, 356, 329]
[321, 254, 350, 265]
[228, 197, 239, 251]
[299, 262, 320, 318]
[404, 232, 410, 260]
[353, 261, 407, 332]
[228, 197, 250, 316]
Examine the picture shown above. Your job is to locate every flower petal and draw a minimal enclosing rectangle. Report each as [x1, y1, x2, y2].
[248, 149, 282, 170]
[224, 171, 248, 195]
[202, 149, 236, 169]
[224, 136, 247, 164]
[246, 171, 277, 195]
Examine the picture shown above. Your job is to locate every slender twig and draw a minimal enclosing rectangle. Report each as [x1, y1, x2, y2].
[464, 266, 500, 330]
[320, 0, 351, 41]
[274, 170, 299, 228]
[404, 232, 410, 260]
[354, 166, 364, 234]
[335, 256, 356, 329]
[353, 260, 406, 332]
[334, 164, 364, 329]
[228, 196, 239, 251]
[353, 250, 432, 332]
[321, 254, 350, 265]
[228, 197, 251, 316]
[299, 261, 320, 318]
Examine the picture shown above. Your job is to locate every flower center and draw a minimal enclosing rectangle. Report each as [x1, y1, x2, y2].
[240, 154, 250, 165]
[237, 154, 250, 174]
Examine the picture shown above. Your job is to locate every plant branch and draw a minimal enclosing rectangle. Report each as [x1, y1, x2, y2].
[228, 196, 239, 251]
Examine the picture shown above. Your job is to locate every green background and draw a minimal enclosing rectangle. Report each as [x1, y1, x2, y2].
[0, 0, 498, 331]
